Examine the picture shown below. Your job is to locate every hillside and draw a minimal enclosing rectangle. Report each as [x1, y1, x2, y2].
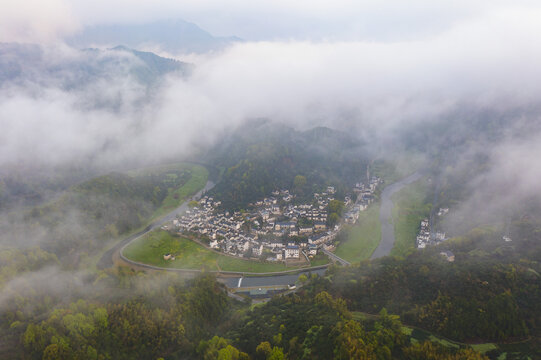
[0, 43, 190, 90]
[322, 220, 541, 345]
[207, 121, 369, 210]
[0, 163, 208, 269]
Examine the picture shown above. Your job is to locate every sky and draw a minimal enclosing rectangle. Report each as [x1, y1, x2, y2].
[0, 0, 539, 43]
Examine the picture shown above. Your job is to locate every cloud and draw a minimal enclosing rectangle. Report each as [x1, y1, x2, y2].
[63, 0, 539, 42]
[1, 5, 541, 171]
[0, 0, 79, 43]
[4, 0, 540, 43]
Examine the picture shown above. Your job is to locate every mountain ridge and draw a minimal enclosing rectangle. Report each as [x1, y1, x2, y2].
[66, 18, 242, 54]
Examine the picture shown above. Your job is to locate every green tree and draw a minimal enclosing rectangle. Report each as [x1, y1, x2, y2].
[256, 341, 272, 359]
[332, 320, 374, 360]
[328, 200, 344, 216]
[267, 347, 285, 360]
[293, 175, 307, 195]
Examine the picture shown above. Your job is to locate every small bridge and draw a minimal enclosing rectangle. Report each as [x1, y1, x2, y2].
[321, 248, 351, 266]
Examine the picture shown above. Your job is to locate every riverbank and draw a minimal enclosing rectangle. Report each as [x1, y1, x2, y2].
[371, 171, 422, 259]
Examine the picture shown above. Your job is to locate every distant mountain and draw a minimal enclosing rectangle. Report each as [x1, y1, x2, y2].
[66, 19, 242, 54]
[0, 43, 190, 89]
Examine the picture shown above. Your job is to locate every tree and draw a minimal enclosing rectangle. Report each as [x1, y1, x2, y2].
[293, 175, 307, 195]
[267, 347, 285, 360]
[332, 320, 374, 360]
[328, 213, 340, 227]
[256, 341, 272, 359]
[199, 337, 249, 360]
[294, 175, 307, 188]
[328, 200, 344, 216]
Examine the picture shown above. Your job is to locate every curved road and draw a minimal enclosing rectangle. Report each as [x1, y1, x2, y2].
[99, 170, 422, 287]
[371, 172, 422, 259]
[97, 180, 215, 270]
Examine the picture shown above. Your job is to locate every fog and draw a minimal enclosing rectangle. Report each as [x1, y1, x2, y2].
[0, 3, 540, 253]
[2, 5, 541, 359]
[1, 4, 540, 169]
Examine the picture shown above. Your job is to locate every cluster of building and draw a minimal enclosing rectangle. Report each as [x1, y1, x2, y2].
[172, 177, 382, 262]
[416, 208, 448, 249]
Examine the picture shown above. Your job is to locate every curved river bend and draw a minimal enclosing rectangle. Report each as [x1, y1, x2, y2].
[222, 171, 423, 288]
[109, 172, 422, 288]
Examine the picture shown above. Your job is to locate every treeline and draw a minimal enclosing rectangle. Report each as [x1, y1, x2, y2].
[319, 219, 541, 343]
[7, 274, 231, 360]
[1, 268, 490, 360]
[227, 290, 487, 360]
[0, 247, 58, 287]
[7, 166, 194, 266]
[207, 121, 368, 210]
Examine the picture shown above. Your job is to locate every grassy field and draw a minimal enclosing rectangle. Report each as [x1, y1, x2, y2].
[152, 164, 208, 218]
[309, 253, 331, 266]
[335, 204, 381, 263]
[390, 178, 432, 257]
[89, 163, 208, 270]
[372, 153, 426, 184]
[123, 230, 304, 273]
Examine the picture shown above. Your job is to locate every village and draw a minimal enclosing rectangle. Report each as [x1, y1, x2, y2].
[415, 207, 454, 261]
[415, 208, 448, 249]
[171, 176, 382, 263]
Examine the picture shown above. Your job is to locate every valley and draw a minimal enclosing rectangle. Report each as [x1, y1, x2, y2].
[2, 5, 541, 358]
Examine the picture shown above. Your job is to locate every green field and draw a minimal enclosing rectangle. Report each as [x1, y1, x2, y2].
[88, 163, 209, 270]
[309, 253, 331, 266]
[335, 204, 381, 263]
[390, 178, 432, 257]
[372, 153, 426, 185]
[123, 230, 305, 273]
[151, 164, 208, 218]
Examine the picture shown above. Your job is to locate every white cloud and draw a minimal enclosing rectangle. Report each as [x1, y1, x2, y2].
[0, 0, 79, 43]
[3, 0, 541, 43]
[1, 5, 541, 169]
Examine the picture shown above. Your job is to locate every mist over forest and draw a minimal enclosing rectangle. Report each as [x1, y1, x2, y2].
[1, 1, 541, 359]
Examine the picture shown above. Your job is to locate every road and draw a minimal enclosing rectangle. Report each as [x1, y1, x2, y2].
[371, 171, 422, 259]
[96, 180, 215, 270]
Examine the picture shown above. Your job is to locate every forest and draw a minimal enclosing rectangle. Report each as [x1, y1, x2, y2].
[2, 216, 540, 358]
[322, 219, 541, 345]
[0, 163, 207, 281]
[206, 121, 369, 210]
[1, 269, 497, 360]
[1, 122, 540, 359]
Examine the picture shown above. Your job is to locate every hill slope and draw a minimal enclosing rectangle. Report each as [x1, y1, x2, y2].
[207, 121, 369, 209]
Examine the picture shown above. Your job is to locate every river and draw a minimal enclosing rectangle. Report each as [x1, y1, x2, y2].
[370, 172, 422, 259]
[108, 172, 422, 286]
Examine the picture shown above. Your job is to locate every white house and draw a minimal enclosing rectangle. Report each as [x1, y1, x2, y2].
[285, 245, 300, 259]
